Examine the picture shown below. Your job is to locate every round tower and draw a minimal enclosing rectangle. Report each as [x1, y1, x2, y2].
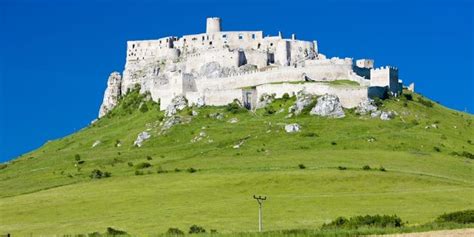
[206, 17, 222, 34]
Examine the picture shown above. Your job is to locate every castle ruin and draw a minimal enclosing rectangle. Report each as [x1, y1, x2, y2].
[99, 17, 403, 117]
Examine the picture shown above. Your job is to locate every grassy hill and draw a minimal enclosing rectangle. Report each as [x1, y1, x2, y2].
[0, 89, 473, 235]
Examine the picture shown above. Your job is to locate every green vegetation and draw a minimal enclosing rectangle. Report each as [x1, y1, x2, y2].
[435, 209, 474, 224]
[0, 88, 473, 235]
[325, 80, 360, 86]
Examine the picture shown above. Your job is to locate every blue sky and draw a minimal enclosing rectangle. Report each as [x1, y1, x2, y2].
[0, 0, 473, 162]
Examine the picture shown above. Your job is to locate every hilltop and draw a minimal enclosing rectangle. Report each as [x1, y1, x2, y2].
[0, 88, 473, 235]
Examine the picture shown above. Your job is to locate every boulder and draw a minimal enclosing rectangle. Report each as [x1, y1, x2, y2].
[285, 123, 301, 133]
[310, 94, 345, 118]
[356, 98, 378, 115]
[98, 72, 122, 118]
[161, 116, 181, 132]
[195, 97, 205, 108]
[134, 131, 150, 147]
[228, 118, 239, 123]
[92, 140, 101, 148]
[165, 95, 188, 117]
[380, 111, 395, 121]
[288, 91, 314, 115]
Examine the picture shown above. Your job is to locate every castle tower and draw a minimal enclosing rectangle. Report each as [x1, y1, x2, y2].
[206, 17, 222, 34]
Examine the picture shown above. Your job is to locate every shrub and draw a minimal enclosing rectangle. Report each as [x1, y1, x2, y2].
[338, 166, 347, 170]
[264, 105, 276, 115]
[157, 166, 167, 174]
[417, 97, 434, 107]
[210, 229, 218, 234]
[106, 227, 128, 235]
[322, 214, 403, 229]
[74, 154, 81, 161]
[403, 93, 413, 101]
[135, 162, 152, 169]
[174, 168, 181, 172]
[89, 169, 110, 179]
[282, 93, 290, 100]
[362, 165, 371, 170]
[331, 141, 337, 146]
[135, 170, 144, 176]
[225, 99, 246, 114]
[146, 156, 153, 160]
[298, 164, 306, 169]
[187, 167, 197, 173]
[379, 166, 386, 172]
[435, 209, 474, 224]
[0, 163, 7, 170]
[127, 162, 134, 167]
[166, 228, 184, 235]
[189, 225, 206, 234]
[139, 103, 149, 113]
[433, 146, 441, 152]
[451, 151, 474, 159]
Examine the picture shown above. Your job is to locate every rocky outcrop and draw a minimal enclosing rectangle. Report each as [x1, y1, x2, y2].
[310, 94, 345, 118]
[355, 99, 378, 115]
[288, 91, 314, 115]
[98, 72, 122, 118]
[165, 96, 188, 117]
[380, 111, 395, 120]
[256, 93, 274, 109]
[134, 131, 151, 147]
[285, 123, 301, 133]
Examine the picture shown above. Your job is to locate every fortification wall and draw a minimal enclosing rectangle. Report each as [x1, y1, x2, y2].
[183, 49, 242, 73]
[194, 63, 352, 91]
[256, 83, 368, 108]
[370, 66, 400, 94]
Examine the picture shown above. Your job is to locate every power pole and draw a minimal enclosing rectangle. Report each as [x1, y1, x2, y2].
[253, 195, 267, 232]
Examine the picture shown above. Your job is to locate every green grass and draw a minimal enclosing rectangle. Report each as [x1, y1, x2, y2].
[0, 90, 473, 235]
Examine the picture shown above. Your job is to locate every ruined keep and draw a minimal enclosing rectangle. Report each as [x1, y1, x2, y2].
[99, 17, 404, 117]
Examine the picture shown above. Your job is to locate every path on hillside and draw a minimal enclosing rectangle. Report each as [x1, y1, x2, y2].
[374, 228, 474, 237]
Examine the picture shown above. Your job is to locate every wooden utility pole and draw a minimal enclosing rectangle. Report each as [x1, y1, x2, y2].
[253, 195, 267, 232]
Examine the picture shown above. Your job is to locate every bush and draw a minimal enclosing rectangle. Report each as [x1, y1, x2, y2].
[146, 156, 153, 160]
[403, 93, 413, 101]
[225, 99, 246, 114]
[157, 166, 167, 174]
[433, 146, 441, 152]
[127, 162, 134, 167]
[89, 169, 111, 179]
[451, 151, 474, 159]
[338, 166, 347, 170]
[264, 105, 276, 115]
[106, 227, 128, 235]
[362, 165, 371, 170]
[435, 209, 474, 224]
[74, 154, 81, 161]
[298, 164, 306, 169]
[0, 163, 8, 170]
[135, 162, 152, 169]
[417, 97, 434, 107]
[322, 214, 403, 229]
[139, 103, 149, 113]
[187, 167, 197, 173]
[135, 170, 144, 176]
[188, 225, 206, 234]
[282, 93, 290, 100]
[331, 141, 337, 146]
[174, 168, 182, 172]
[379, 166, 386, 172]
[166, 228, 184, 235]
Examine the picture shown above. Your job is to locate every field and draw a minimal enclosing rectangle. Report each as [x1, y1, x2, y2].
[0, 90, 473, 235]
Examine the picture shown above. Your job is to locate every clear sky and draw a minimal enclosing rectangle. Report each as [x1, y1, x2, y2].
[0, 0, 473, 162]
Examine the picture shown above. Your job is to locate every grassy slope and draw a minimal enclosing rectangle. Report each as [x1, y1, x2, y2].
[0, 91, 473, 235]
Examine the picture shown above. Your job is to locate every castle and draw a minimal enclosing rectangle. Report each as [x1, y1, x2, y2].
[99, 17, 404, 117]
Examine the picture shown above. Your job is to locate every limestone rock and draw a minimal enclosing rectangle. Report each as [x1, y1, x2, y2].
[356, 98, 378, 115]
[199, 62, 234, 78]
[380, 111, 395, 120]
[256, 93, 274, 109]
[195, 97, 205, 108]
[288, 91, 314, 115]
[310, 94, 345, 118]
[228, 118, 239, 123]
[134, 131, 151, 147]
[98, 72, 122, 118]
[285, 123, 301, 133]
[371, 110, 381, 118]
[191, 110, 199, 116]
[92, 140, 101, 148]
[165, 95, 188, 117]
[161, 116, 181, 132]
